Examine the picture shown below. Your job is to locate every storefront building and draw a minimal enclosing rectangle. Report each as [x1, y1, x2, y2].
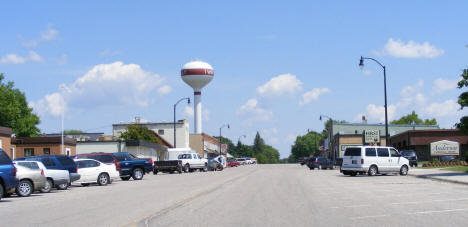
[390, 129, 468, 161]
[12, 137, 76, 159]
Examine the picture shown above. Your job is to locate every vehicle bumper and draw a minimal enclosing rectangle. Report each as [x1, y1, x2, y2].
[53, 178, 69, 187]
[70, 173, 81, 182]
[341, 166, 368, 172]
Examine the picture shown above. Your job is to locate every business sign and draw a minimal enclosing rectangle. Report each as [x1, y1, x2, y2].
[365, 130, 380, 143]
[430, 140, 459, 156]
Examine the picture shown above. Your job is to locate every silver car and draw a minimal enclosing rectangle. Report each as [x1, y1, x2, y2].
[10, 163, 46, 197]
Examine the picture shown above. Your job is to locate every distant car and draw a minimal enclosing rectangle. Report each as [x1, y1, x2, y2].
[236, 158, 247, 165]
[227, 159, 240, 167]
[245, 158, 253, 164]
[440, 155, 457, 162]
[11, 164, 46, 197]
[0, 149, 18, 201]
[178, 153, 208, 172]
[306, 157, 334, 170]
[112, 152, 153, 180]
[15, 155, 80, 189]
[400, 150, 418, 167]
[74, 153, 121, 175]
[341, 146, 409, 176]
[74, 159, 119, 186]
[14, 161, 70, 193]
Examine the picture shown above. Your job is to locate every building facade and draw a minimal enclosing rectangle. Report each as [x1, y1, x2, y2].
[189, 133, 225, 158]
[113, 119, 190, 148]
[77, 140, 168, 161]
[0, 126, 13, 158]
[12, 137, 76, 159]
[390, 129, 468, 161]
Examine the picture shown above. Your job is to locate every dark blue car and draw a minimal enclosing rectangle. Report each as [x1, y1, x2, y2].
[0, 148, 19, 200]
[15, 155, 80, 189]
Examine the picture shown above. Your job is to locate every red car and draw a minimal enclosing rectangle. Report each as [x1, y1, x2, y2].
[227, 159, 240, 167]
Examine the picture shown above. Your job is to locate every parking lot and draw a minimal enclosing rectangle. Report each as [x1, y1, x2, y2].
[1, 164, 468, 227]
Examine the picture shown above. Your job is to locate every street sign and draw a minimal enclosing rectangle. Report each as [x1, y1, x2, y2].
[364, 130, 380, 143]
[430, 140, 459, 156]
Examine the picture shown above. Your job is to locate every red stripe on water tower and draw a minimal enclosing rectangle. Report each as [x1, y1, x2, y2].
[194, 91, 201, 95]
[181, 68, 214, 76]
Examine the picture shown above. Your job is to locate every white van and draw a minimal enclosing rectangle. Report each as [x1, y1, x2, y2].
[341, 146, 409, 176]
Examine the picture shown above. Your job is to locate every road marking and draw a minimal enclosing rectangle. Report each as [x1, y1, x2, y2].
[414, 208, 468, 214]
[391, 198, 468, 205]
[330, 204, 370, 209]
[351, 214, 389, 220]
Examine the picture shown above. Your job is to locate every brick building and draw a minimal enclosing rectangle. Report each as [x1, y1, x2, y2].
[0, 126, 12, 158]
[190, 133, 225, 158]
[12, 137, 76, 159]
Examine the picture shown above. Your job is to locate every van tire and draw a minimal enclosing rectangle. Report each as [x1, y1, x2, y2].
[400, 165, 408, 176]
[368, 165, 378, 176]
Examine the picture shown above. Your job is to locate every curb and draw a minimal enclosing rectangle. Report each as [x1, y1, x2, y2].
[408, 173, 468, 186]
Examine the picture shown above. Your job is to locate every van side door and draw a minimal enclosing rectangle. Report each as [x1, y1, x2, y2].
[377, 148, 390, 172]
[389, 148, 402, 172]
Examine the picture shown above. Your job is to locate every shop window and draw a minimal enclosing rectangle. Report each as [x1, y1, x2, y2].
[24, 148, 34, 157]
[43, 148, 50, 155]
[158, 129, 164, 135]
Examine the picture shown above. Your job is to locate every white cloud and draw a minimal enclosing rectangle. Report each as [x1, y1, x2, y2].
[432, 78, 458, 94]
[31, 61, 166, 117]
[424, 100, 460, 117]
[184, 106, 194, 117]
[377, 38, 444, 58]
[157, 85, 172, 95]
[56, 54, 68, 65]
[237, 98, 273, 122]
[41, 24, 59, 41]
[0, 51, 43, 64]
[257, 73, 302, 97]
[397, 80, 426, 108]
[365, 104, 397, 123]
[22, 40, 38, 47]
[29, 92, 66, 117]
[300, 88, 330, 105]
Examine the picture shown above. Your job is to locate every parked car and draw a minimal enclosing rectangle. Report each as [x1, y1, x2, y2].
[74, 153, 121, 174]
[11, 164, 46, 197]
[74, 159, 119, 186]
[236, 158, 247, 165]
[112, 152, 153, 180]
[178, 153, 208, 172]
[245, 157, 253, 164]
[400, 150, 418, 167]
[0, 148, 18, 200]
[208, 157, 224, 171]
[15, 155, 80, 190]
[341, 146, 409, 176]
[440, 155, 457, 162]
[14, 161, 70, 193]
[153, 160, 183, 174]
[227, 159, 240, 167]
[306, 157, 334, 170]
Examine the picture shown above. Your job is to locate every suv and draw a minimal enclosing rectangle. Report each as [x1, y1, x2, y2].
[306, 157, 334, 170]
[341, 146, 409, 176]
[400, 150, 418, 167]
[178, 153, 208, 172]
[15, 155, 80, 189]
[0, 149, 18, 200]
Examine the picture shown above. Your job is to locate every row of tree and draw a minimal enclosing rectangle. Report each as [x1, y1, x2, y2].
[218, 132, 280, 164]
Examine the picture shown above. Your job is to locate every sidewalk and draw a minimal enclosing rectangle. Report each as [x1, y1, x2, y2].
[408, 167, 468, 185]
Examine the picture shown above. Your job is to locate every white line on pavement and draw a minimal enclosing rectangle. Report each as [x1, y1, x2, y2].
[414, 208, 468, 214]
[391, 198, 468, 205]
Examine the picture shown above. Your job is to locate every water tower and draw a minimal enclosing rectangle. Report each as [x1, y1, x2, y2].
[181, 60, 214, 134]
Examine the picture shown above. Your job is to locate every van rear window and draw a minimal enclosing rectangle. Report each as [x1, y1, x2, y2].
[344, 148, 361, 156]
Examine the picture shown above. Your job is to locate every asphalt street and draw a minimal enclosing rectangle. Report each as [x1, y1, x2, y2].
[1, 165, 468, 227]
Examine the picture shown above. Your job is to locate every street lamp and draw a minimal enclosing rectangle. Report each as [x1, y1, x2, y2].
[219, 124, 230, 157]
[320, 115, 333, 161]
[173, 97, 190, 148]
[359, 56, 389, 146]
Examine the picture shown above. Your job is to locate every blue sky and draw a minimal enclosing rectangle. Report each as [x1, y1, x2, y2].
[1, 1, 467, 158]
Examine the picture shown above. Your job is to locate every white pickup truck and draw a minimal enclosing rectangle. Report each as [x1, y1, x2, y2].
[178, 153, 208, 172]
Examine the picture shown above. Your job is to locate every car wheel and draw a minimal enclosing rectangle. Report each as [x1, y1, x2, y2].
[57, 183, 68, 190]
[120, 176, 131, 181]
[368, 165, 377, 176]
[98, 173, 110, 186]
[153, 170, 158, 175]
[203, 164, 208, 172]
[184, 164, 190, 173]
[349, 172, 357, 177]
[0, 185, 3, 200]
[41, 179, 53, 193]
[16, 180, 33, 197]
[132, 168, 144, 180]
[400, 165, 408, 176]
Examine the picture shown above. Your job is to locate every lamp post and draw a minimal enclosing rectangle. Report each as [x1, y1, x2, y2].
[359, 56, 389, 146]
[173, 97, 190, 148]
[219, 124, 230, 157]
[320, 115, 333, 162]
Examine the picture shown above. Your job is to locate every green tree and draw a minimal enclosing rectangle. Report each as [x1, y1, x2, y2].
[290, 131, 321, 161]
[253, 132, 265, 155]
[456, 68, 468, 134]
[390, 111, 437, 125]
[0, 74, 40, 137]
[233, 141, 254, 158]
[119, 125, 163, 144]
[63, 129, 85, 134]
